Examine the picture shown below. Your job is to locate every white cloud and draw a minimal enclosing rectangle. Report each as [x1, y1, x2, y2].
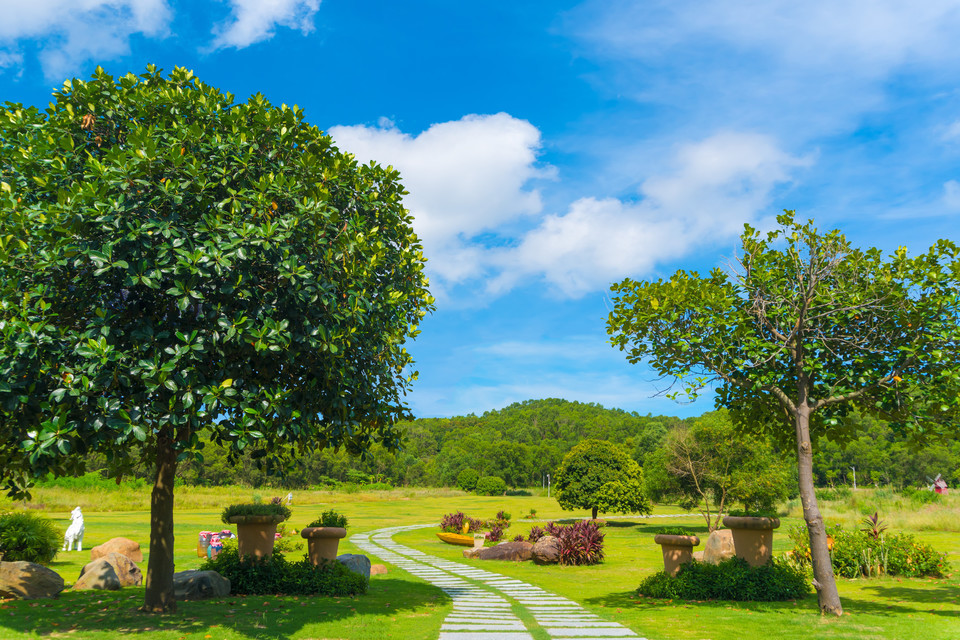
[210, 0, 320, 50]
[0, 0, 172, 79]
[944, 180, 960, 210]
[329, 114, 553, 290]
[493, 132, 811, 296]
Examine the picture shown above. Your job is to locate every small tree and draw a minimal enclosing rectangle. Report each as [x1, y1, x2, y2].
[0, 67, 433, 612]
[456, 468, 480, 492]
[554, 439, 651, 519]
[608, 212, 959, 615]
[644, 411, 793, 530]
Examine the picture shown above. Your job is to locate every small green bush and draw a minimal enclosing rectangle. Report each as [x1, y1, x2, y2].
[904, 488, 941, 506]
[308, 509, 347, 529]
[475, 476, 506, 496]
[815, 486, 852, 502]
[201, 543, 367, 596]
[654, 527, 693, 536]
[457, 468, 480, 492]
[505, 489, 532, 496]
[221, 501, 291, 524]
[787, 523, 949, 578]
[0, 511, 61, 564]
[637, 557, 809, 601]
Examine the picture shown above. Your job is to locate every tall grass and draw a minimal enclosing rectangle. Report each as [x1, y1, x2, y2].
[785, 487, 960, 532]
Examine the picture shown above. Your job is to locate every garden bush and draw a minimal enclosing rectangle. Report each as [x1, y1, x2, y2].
[787, 523, 949, 578]
[0, 511, 61, 564]
[475, 476, 507, 496]
[439, 511, 484, 533]
[308, 509, 348, 529]
[814, 486, 852, 502]
[486, 523, 505, 542]
[536, 520, 605, 565]
[637, 557, 809, 601]
[221, 501, 292, 523]
[201, 543, 367, 596]
[457, 468, 480, 492]
[903, 487, 942, 506]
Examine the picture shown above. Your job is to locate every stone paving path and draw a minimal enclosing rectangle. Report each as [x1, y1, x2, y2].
[352, 524, 650, 640]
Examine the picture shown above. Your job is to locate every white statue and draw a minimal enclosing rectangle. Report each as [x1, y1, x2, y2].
[285, 492, 293, 505]
[63, 506, 84, 551]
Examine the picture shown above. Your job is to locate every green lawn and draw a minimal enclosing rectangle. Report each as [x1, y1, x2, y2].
[2, 490, 958, 639]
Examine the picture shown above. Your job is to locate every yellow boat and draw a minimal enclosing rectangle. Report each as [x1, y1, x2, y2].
[436, 532, 475, 546]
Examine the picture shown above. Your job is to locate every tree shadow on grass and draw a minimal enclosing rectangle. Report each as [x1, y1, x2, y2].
[608, 521, 711, 537]
[839, 581, 960, 617]
[0, 577, 449, 639]
[583, 589, 817, 614]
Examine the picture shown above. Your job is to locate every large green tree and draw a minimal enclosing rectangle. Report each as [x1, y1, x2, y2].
[607, 213, 959, 615]
[0, 67, 433, 612]
[554, 439, 651, 519]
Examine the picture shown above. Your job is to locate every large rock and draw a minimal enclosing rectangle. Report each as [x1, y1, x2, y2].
[336, 554, 371, 580]
[80, 553, 141, 587]
[464, 541, 533, 562]
[702, 529, 735, 565]
[91, 537, 143, 563]
[72, 559, 121, 591]
[173, 570, 230, 600]
[532, 535, 560, 565]
[0, 561, 65, 600]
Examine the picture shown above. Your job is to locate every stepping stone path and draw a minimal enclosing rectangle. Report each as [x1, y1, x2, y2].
[352, 524, 649, 640]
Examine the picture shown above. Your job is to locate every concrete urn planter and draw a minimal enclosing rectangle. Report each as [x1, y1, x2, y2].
[653, 534, 700, 576]
[722, 516, 780, 567]
[228, 515, 286, 560]
[300, 527, 347, 564]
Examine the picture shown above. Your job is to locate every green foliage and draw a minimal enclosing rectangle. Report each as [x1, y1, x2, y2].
[475, 476, 506, 496]
[0, 65, 433, 494]
[201, 543, 367, 596]
[637, 557, 810, 601]
[654, 527, 693, 536]
[0, 510, 61, 564]
[456, 468, 479, 492]
[551, 520, 606, 565]
[905, 488, 942, 505]
[308, 509, 347, 529]
[221, 502, 291, 524]
[554, 439, 651, 517]
[788, 524, 949, 578]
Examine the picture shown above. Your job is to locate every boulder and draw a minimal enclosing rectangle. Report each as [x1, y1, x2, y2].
[702, 529, 735, 565]
[336, 554, 371, 580]
[173, 570, 230, 600]
[0, 561, 65, 600]
[72, 560, 121, 591]
[532, 535, 560, 565]
[81, 553, 141, 587]
[465, 541, 533, 562]
[370, 563, 388, 576]
[692, 550, 705, 562]
[91, 537, 143, 563]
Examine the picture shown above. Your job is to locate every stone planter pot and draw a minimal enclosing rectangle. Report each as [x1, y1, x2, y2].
[722, 516, 780, 567]
[228, 515, 286, 560]
[653, 534, 700, 576]
[300, 527, 347, 565]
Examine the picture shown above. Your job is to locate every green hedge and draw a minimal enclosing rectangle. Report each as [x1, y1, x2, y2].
[637, 557, 810, 601]
[201, 544, 367, 596]
[475, 476, 506, 496]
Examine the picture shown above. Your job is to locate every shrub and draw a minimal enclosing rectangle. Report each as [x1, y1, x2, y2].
[554, 520, 605, 566]
[788, 524, 949, 578]
[457, 468, 480, 492]
[637, 557, 809, 601]
[523, 508, 538, 519]
[512, 533, 526, 542]
[814, 486, 852, 502]
[496, 510, 511, 522]
[505, 489, 532, 496]
[221, 501, 291, 524]
[202, 543, 367, 596]
[527, 526, 546, 543]
[308, 509, 348, 529]
[0, 511, 61, 564]
[906, 488, 941, 506]
[486, 523, 505, 542]
[655, 527, 693, 536]
[475, 476, 507, 496]
[439, 511, 484, 534]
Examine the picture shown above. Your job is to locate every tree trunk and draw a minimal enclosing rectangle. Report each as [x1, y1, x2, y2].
[795, 405, 843, 615]
[591, 506, 598, 519]
[143, 428, 178, 613]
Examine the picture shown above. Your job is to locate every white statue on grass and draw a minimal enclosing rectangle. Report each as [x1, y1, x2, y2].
[63, 506, 84, 551]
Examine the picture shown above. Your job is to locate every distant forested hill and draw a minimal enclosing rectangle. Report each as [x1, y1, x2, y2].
[50, 398, 959, 490]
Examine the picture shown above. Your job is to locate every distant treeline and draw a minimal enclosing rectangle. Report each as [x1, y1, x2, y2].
[42, 398, 960, 491]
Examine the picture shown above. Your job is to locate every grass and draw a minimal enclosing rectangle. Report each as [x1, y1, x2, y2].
[1, 487, 958, 639]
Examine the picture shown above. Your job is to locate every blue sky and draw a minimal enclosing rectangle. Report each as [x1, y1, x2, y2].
[1, 1, 957, 419]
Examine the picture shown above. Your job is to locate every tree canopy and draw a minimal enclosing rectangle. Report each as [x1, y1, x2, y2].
[0, 66, 433, 611]
[607, 212, 959, 615]
[553, 439, 651, 519]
